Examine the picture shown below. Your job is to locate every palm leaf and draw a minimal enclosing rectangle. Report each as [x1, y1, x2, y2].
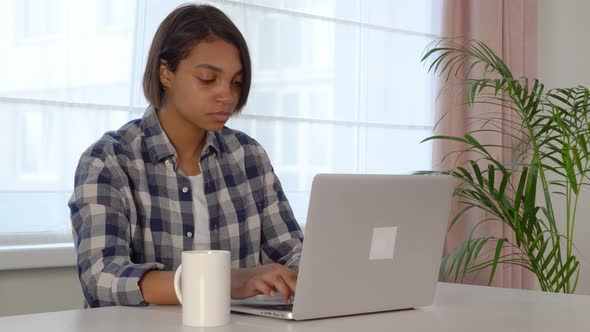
[422, 37, 583, 293]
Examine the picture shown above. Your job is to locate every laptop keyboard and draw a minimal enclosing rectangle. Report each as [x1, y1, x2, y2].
[240, 303, 294, 312]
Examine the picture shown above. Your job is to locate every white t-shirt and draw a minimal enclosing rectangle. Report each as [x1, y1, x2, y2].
[188, 174, 210, 250]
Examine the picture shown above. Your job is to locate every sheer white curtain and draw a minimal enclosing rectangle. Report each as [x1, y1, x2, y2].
[0, 0, 439, 254]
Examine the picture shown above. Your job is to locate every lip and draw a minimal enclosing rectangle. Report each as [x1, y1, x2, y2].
[209, 112, 231, 123]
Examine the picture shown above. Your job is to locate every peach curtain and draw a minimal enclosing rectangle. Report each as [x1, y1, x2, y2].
[434, 0, 538, 289]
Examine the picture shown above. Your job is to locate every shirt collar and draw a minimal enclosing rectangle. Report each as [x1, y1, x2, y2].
[203, 130, 221, 157]
[141, 106, 221, 163]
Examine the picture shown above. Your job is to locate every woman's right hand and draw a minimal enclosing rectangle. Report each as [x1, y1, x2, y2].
[230, 264, 297, 304]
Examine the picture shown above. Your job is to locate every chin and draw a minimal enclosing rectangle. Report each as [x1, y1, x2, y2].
[205, 123, 227, 132]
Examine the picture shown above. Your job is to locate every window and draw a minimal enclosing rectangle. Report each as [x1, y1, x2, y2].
[97, 0, 135, 31]
[0, 0, 440, 268]
[18, 0, 66, 41]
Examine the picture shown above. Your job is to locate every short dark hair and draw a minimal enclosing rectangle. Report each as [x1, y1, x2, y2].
[142, 4, 251, 111]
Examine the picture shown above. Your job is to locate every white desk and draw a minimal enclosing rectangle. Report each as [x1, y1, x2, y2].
[1, 282, 588, 331]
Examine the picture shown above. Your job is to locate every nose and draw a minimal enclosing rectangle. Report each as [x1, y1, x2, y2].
[215, 82, 236, 105]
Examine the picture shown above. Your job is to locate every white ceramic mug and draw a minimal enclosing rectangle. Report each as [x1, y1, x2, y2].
[174, 250, 231, 327]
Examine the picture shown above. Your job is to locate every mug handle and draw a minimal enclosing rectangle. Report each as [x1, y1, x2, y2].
[173, 264, 183, 304]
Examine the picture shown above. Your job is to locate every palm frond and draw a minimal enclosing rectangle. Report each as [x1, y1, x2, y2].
[422, 37, 586, 293]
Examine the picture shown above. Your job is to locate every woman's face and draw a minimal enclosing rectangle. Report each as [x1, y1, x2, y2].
[159, 37, 243, 132]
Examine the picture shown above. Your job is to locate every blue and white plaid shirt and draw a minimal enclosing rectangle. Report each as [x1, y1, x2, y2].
[68, 106, 303, 308]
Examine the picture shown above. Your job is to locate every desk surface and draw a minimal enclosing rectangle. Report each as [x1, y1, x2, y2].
[1, 282, 588, 331]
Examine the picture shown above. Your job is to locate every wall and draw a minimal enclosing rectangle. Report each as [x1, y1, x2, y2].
[0, 267, 82, 317]
[537, 0, 590, 294]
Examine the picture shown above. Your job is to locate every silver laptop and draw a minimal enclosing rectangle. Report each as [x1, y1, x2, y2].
[231, 174, 453, 320]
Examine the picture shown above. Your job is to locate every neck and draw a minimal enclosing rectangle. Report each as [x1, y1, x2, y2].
[157, 105, 206, 161]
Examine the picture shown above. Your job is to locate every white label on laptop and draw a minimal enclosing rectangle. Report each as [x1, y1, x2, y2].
[369, 227, 398, 260]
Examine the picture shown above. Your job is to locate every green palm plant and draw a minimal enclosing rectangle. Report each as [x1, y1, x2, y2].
[420, 38, 590, 293]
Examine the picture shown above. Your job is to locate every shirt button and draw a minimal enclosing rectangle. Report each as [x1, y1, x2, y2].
[186, 231, 193, 238]
[182, 187, 189, 193]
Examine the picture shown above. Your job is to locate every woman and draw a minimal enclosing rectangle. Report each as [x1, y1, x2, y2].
[69, 4, 303, 308]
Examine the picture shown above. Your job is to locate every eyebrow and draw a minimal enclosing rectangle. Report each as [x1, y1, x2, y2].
[195, 64, 243, 77]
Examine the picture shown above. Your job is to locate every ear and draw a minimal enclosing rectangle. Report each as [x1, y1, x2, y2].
[159, 60, 173, 89]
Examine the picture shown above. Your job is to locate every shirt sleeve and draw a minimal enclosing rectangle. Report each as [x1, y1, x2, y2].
[68, 147, 163, 307]
[254, 144, 304, 270]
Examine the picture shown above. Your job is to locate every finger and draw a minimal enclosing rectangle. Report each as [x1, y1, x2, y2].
[268, 264, 297, 294]
[266, 275, 292, 304]
[282, 270, 298, 294]
[251, 278, 274, 298]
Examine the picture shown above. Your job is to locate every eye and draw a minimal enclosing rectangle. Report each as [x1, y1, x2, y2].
[197, 76, 215, 84]
[232, 80, 243, 88]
